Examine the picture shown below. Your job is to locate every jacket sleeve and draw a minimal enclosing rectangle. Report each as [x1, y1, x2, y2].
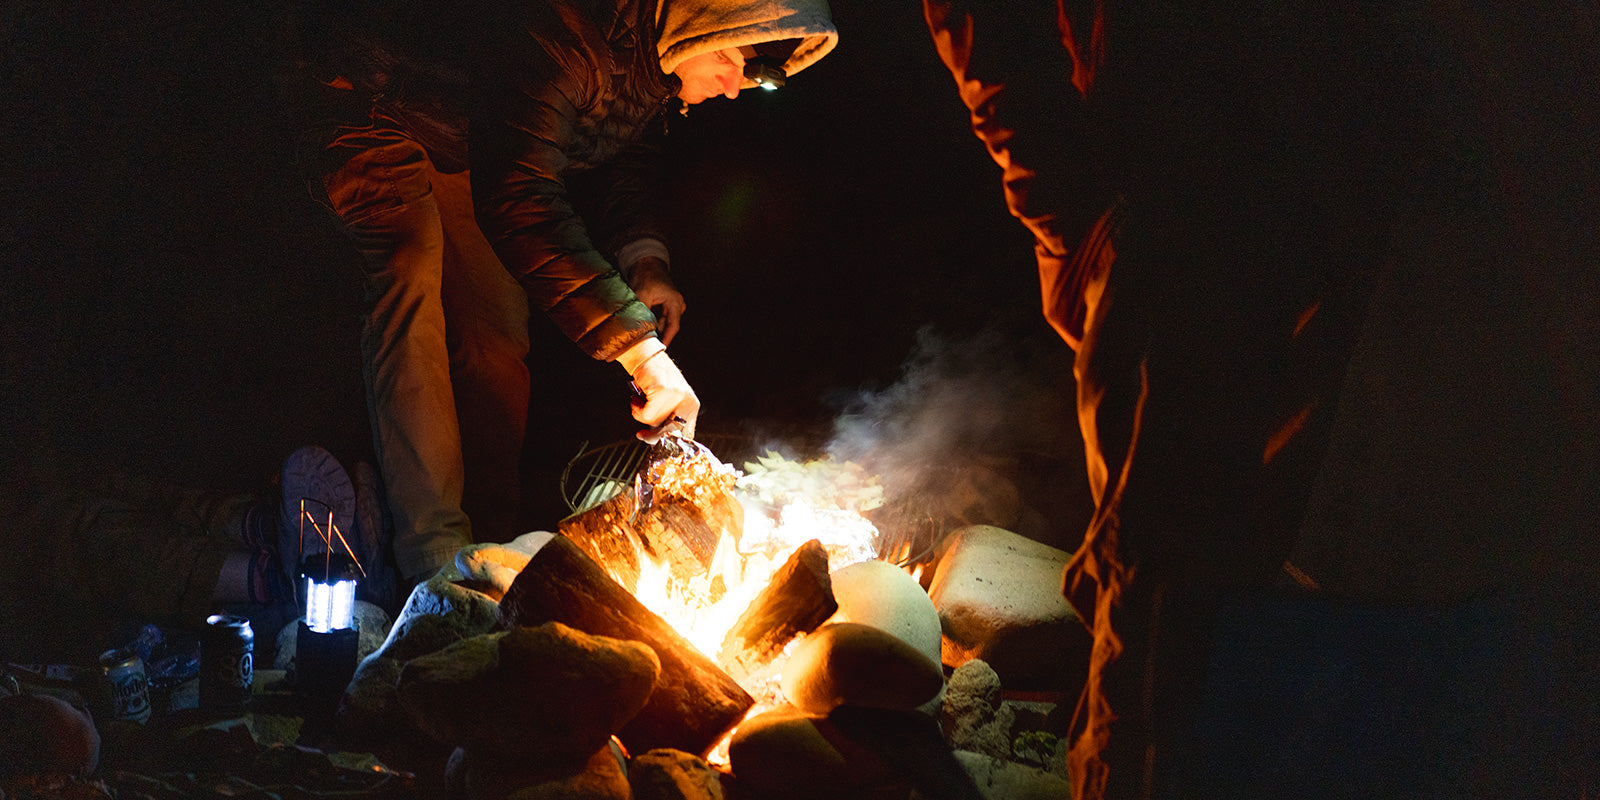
[586, 127, 671, 270]
[923, 0, 1115, 349]
[468, 37, 658, 362]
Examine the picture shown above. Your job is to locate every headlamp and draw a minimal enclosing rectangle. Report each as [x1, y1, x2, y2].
[744, 59, 786, 91]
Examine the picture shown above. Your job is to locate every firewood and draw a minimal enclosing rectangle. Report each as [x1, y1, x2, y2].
[634, 488, 740, 583]
[558, 439, 743, 590]
[716, 539, 837, 682]
[558, 490, 643, 589]
[497, 534, 755, 758]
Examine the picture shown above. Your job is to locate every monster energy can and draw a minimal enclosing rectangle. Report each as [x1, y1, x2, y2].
[200, 613, 254, 710]
[98, 646, 151, 724]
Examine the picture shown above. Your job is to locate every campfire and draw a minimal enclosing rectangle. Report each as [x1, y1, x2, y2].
[338, 431, 1077, 800]
[557, 437, 902, 726]
[569, 441, 886, 632]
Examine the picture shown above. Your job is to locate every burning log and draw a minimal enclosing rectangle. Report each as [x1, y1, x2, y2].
[497, 534, 755, 758]
[716, 539, 837, 682]
[559, 435, 743, 590]
[557, 491, 644, 588]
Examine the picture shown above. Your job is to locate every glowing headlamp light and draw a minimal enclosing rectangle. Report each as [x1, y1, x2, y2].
[744, 59, 786, 91]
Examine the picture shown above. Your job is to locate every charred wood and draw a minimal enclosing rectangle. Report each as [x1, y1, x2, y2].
[558, 491, 644, 590]
[497, 534, 755, 758]
[716, 539, 837, 682]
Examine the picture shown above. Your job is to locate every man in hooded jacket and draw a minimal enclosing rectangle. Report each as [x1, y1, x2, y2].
[293, 0, 838, 586]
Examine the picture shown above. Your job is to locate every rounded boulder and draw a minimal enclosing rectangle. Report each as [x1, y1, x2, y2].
[726, 705, 905, 800]
[780, 622, 944, 715]
[397, 621, 660, 763]
[828, 559, 942, 668]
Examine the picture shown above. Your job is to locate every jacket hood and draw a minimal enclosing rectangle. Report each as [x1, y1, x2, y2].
[655, 0, 838, 87]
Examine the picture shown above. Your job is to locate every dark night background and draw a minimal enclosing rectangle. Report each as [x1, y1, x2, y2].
[0, 0, 1090, 541]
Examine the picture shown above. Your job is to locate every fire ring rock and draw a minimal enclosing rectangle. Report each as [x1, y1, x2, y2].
[628, 748, 724, 800]
[945, 749, 1075, 800]
[827, 560, 942, 669]
[726, 705, 907, 800]
[940, 659, 1016, 759]
[455, 531, 554, 597]
[396, 622, 661, 764]
[926, 525, 1087, 690]
[458, 742, 631, 800]
[780, 622, 945, 715]
[0, 694, 100, 777]
[826, 559, 945, 714]
[339, 562, 501, 730]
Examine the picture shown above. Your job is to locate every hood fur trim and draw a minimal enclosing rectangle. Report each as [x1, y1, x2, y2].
[656, 0, 838, 86]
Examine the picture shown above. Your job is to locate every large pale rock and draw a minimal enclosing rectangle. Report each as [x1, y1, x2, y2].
[629, 748, 724, 800]
[455, 532, 554, 597]
[927, 525, 1088, 688]
[941, 660, 1015, 759]
[828, 559, 946, 715]
[780, 622, 944, 715]
[928, 750, 1073, 800]
[726, 705, 908, 800]
[462, 743, 630, 800]
[397, 622, 660, 763]
[828, 560, 942, 669]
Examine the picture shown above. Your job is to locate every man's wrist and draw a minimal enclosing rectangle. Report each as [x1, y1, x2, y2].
[617, 238, 670, 280]
[617, 336, 667, 374]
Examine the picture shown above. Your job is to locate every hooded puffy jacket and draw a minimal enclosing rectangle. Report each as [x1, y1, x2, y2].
[300, 0, 836, 361]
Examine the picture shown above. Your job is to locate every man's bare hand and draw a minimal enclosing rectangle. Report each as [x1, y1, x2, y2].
[628, 257, 686, 346]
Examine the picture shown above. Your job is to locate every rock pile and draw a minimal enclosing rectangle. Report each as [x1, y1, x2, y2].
[332, 523, 1084, 799]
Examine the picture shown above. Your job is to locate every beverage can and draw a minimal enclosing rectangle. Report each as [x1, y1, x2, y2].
[200, 613, 254, 710]
[98, 647, 151, 724]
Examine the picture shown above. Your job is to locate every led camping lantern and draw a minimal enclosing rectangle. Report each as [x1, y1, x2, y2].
[290, 501, 364, 695]
[295, 552, 361, 694]
[302, 552, 358, 633]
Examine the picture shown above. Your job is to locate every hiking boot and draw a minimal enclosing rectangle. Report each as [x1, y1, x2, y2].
[277, 445, 356, 588]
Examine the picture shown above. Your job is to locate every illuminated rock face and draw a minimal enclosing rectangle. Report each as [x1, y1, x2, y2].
[928, 525, 1088, 690]
[339, 562, 501, 729]
[827, 559, 942, 668]
[941, 659, 1016, 759]
[951, 749, 1075, 800]
[779, 622, 943, 714]
[628, 748, 725, 800]
[455, 531, 555, 596]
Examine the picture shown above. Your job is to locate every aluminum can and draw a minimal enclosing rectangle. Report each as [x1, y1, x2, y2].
[200, 614, 254, 710]
[98, 647, 151, 723]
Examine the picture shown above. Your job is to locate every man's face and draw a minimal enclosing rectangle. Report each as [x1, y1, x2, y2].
[674, 48, 745, 104]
